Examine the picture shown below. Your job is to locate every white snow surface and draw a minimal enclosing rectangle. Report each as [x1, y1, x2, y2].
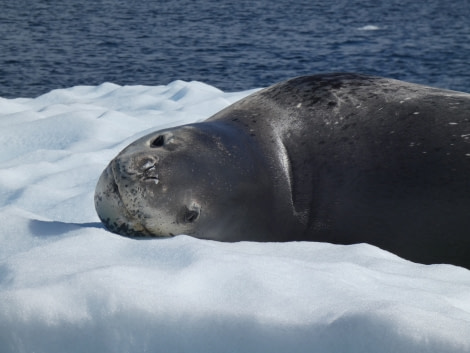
[1, 81, 469, 353]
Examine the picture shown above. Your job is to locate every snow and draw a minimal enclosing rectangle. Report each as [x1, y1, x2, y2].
[1, 80, 470, 353]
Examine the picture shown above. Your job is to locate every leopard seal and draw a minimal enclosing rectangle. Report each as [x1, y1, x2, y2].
[95, 73, 470, 268]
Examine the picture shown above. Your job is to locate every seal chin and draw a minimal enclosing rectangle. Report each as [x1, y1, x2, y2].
[94, 163, 152, 237]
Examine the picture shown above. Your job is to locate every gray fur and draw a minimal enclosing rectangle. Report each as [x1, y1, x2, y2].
[95, 73, 470, 268]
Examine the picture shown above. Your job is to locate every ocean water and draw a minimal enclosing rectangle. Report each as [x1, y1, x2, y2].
[1, 0, 469, 98]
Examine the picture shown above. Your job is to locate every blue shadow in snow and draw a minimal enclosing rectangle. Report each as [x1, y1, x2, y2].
[28, 219, 104, 237]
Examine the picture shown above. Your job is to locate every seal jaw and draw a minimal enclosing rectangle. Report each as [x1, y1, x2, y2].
[95, 163, 153, 237]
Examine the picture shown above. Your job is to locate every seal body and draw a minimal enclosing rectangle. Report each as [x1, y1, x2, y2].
[95, 73, 470, 268]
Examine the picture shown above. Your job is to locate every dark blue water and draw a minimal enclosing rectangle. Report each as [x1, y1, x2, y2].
[1, 0, 469, 98]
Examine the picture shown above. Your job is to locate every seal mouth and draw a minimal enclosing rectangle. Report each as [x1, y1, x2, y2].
[141, 163, 159, 184]
[109, 163, 133, 217]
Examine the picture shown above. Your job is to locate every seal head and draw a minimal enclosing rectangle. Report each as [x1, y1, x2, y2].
[95, 122, 280, 240]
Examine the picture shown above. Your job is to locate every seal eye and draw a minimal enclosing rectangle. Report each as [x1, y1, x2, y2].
[151, 135, 165, 148]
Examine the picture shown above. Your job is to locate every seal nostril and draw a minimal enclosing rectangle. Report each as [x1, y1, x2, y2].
[151, 135, 165, 148]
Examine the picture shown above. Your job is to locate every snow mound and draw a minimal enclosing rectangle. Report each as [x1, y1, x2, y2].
[0, 81, 469, 353]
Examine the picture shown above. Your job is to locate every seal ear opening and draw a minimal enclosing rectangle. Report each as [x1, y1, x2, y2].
[184, 210, 199, 223]
[180, 203, 201, 223]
